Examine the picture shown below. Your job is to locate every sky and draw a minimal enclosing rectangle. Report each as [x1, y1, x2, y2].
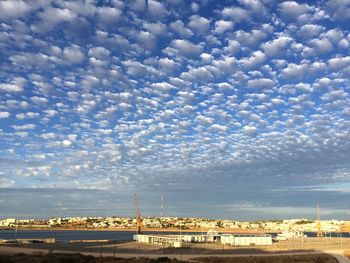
[0, 0, 350, 220]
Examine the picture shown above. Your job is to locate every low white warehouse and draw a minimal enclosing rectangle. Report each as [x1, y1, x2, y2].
[134, 234, 206, 248]
[220, 234, 272, 246]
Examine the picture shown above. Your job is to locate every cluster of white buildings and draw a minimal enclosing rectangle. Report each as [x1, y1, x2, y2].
[260, 219, 345, 232]
[1, 217, 349, 233]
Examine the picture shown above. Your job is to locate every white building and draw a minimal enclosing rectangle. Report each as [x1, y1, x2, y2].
[0, 218, 16, 227]
[134, 234, 185, 248]
[135, 233, 273, 247]
[220, 234, 273, 246]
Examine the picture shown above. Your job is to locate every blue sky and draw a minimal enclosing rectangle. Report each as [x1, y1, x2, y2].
[0, 0, 350, 220]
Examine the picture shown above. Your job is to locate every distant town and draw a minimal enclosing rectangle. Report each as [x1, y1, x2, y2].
[1, 217, 350, 233]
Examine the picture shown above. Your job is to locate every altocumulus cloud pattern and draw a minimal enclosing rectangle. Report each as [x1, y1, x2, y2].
[0, 0, 350, 219]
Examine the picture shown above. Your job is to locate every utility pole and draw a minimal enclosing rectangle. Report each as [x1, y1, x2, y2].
[317, 204, 323, 238]
[113, 244, 116, 262]
[99, 244, 102, 263]
[180, 220, 183, 261]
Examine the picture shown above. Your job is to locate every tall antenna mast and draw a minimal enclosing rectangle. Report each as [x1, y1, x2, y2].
[160, 194, 164, 217]
[317, 204, 323, 237]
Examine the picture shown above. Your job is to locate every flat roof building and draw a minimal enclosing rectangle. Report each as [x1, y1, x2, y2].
[135, 233, 273, 247]
[220, 234, 273, 246]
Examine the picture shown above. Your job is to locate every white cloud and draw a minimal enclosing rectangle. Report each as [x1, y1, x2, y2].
[143, 22, 167, 36]
[324, 29, 344, 44]
[9, 52, 50, 68]
[137, 31, 156, 50]
[146, 0, 168, 19]
[200, 53, 213, 64]
[122, 60, 149, 76]
[214, 20, 234, 34]
[188, 15, 210, 33]
[62, 140, 72, 147]
[13, 124, 36, 130]
[170, 20, 193, 38]
[181, 67, 213, 82]
[59, 1, 96, 17]
[0, 78, 26, 93]
[16, 112, 40, 119]
[281, 63, 308, 79]
[31, 96, 48, 105]
[210, 124, 228, 132]
[239, 0, 266, 14]
[218, 82, 233, 90]
[279, 1, 311, 21]
[212, 57, 237, 74]
[241, 50, 266, 68]
[0, 178, 15, 188]
[222, 7, 249, 22]
[261, 36, 292, 57]
[270, 98, 285, 105]
[298, 24, 324, 39]
[326, 0, 350, 21]
[235, 29, 267, 47]
[151, 82, 176, 92]
[63, 45, 85, 64]
[40, 133, 56, 140]
[1, 0, 350, 219]
[97, 6, 122, 24]
[224, 40, 240, 54]
[88, 46, 110, 59]
[309, 38, 333, 54]
[0, 83, 23, 93]
[167, 39, 203, 57]
[67, 134, 77, 141]
[321, 90, 347, 101]
[196, 115, 213, 125]
[328, 56, 350, 70]
[0, 0, 32, 19]
[248, 78, 275, 89]
[243, 125, 257, 136]
[0, 111, 10, 118]
[39, 7, 77, 24]
[129, 0, 146, 12]
[158, 58, 179, 72]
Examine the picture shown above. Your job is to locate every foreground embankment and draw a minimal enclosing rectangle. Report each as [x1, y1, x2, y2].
[0, 251, 340, 263]
[1, 240, 350, 262]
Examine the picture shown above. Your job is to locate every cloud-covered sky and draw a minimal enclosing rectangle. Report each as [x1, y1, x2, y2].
[0, 0, 350, 220]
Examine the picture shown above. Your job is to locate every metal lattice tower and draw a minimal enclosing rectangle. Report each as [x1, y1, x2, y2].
[134, 193, 142, 234]
[160, 195, 164, 217]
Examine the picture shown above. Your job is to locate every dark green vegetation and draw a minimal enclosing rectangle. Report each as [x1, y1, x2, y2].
[193, 254, 338, 263]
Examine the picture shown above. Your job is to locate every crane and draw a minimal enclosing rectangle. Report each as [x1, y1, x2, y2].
[317, 204, 323, 237]
[134, 193, 142, 234]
